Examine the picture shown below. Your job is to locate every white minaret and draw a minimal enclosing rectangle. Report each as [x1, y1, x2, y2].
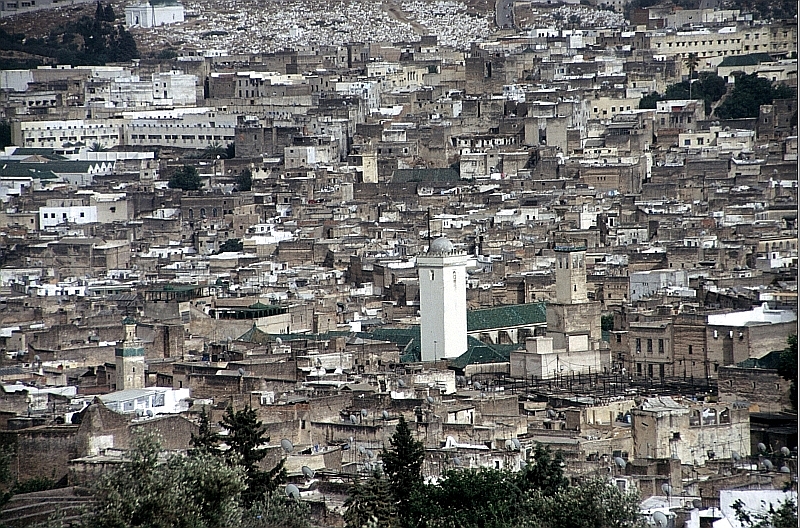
[417, 237, 468, 362]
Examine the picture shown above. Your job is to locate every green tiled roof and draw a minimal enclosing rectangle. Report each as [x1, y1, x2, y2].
[449, 340, 514, 370]
[10, 148, 64, 159]
[467, 302, 547, 332]
[0, 162, 58, 179]
[235, 303, 546, 365]
[236, 323, 272, 345]
[719, 53, 773, 68]
[736, 350, 783, 370]
[392, 168, 459, 183]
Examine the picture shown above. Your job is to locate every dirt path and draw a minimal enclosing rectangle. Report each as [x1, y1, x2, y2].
[383, 0, 427, 35]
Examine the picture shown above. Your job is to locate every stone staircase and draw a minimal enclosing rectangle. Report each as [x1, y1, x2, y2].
[0, 487, 93, 527]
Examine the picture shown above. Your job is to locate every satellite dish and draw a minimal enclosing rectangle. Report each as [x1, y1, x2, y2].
[350, 415, 358, 424]
[519, 460, 527, 468]
[302, 466, 315, 479]
[367, 450, 374, 459]
[781, 446, 791, 456]
[512, 438, 521, 450]
[285, 484, 300, 500]
[452, 457, 462, 467]
[763, 459, 774, 471]
[146, 410, 153, 417]
[238, 368, 245, 376]
[361, 409, 368, 417]
[34, 355, 40, 363]
[426, 396, 435, 404]
[382, 410, 390, 419]
[546, 409, 557, 418]
[614, 457, 627, 469]
[397, 379, 406, 388]
[653, 511, 668, 528]
[358, 445, 366, 455]
[780, 465, 791, 473]
[661, 483, 672, 495]
[757, 443, 767, 453]
[342, 443, 350, 451]
[473, 381, 482, 390]
[280, 439, 294, 453]
[275, 337, 283, 345]
[505, 439, 514, 450]
[732, 451, 741, 461]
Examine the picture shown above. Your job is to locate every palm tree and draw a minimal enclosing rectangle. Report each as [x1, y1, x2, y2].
[684, 53, 699, 81]
[88, 141, 107, 152]
[684, 53, 699, 100]
[203, 143, 226, 159]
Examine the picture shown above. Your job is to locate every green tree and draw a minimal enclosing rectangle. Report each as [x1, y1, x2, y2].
[236, 169, 253, 192]
[537, 478, 644, 528]
[381, 415, 424, 526]
[219, 405, 286, 506]
[732, 497, 798, 528]
[778, 335, 797, 410]
[217, 239, 244, 254]
[652, 73, 728, 114]
[241, 491, 313, 528]
[89, 432, 245, 528]
[639, 92, 662, 109]
[168, 165, 203, 191]
[420, 468, 528, 528]
[518, 443, 569, 495]
[88, 141, 107, 152]
[190, 406, 219, 454]
[716, 73, 795, 119]
[344, 471, 397, 528]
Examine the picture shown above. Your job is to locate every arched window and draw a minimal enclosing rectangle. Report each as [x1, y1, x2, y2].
[188, 209, 193, 219]
[200, 208, 206, 217]
[212, 208, 218, 217]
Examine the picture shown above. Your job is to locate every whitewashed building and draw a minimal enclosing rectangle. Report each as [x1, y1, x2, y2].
[125, 0, 184, 28]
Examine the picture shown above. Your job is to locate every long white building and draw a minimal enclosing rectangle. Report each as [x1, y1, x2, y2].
[12, 107, 236, 151]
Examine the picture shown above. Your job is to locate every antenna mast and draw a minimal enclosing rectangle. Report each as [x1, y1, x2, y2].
[427, 207, 432, 247]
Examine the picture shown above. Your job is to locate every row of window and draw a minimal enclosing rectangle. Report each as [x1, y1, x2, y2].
[593, 106, 633, 114]
[42, 212, 85, 219]
[129, 134, 234, 141]
[634, 338, 666, 354]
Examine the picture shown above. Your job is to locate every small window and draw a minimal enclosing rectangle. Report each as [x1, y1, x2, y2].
[430, 270, 435, 281]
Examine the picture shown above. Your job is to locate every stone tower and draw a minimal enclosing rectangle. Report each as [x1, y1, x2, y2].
[555, 245, 588, 304]
[547, 245, 602, 346]
[115, 317, 145, 391]
[417, 237, 468, 362]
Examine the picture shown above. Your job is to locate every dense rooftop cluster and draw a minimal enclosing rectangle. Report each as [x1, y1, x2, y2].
[0, 0, 795, 526]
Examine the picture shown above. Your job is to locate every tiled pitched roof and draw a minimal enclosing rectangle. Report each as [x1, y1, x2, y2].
[467, 302, 547, 332]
